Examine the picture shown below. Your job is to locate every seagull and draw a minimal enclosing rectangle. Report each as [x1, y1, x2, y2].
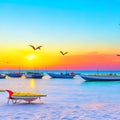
[60, 51, 68, 56]
[29, 45, 42, 50]
[35, 46, 43, 50]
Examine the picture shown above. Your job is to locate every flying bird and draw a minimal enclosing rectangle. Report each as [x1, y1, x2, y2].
[29, 45, 42, 50]
[60, 51, 68, 56]
[35, 45, 43, 50]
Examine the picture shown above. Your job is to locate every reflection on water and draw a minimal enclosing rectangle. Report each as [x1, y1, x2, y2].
[21, 74, 26, 79]
[84, 103, 105, 110]
[29, 78, 36, 89]
[5, 75, 11, 79]
[1, 77, 120, 104]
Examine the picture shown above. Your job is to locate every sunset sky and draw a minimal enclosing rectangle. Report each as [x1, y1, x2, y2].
[0, 0, 120, 70]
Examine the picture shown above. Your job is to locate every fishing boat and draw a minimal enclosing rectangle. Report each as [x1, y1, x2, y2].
[6, 72, 23, 78]
[25, 72, 43, 79]
[80, 74, 120, 81]
[0, 74, 6, 79]
[47, 72, 75, 79]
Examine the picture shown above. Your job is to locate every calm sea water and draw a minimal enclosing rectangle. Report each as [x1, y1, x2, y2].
[0, 70, 120, 120]
[1, 69, 120, 74]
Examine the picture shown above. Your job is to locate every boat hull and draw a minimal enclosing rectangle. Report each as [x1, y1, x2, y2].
[6, 73, 23, 78]
[0, 75, 5, 79]
[25, 73, 43, 79]
[80, 74, 120, 81]
[47, 73, 74, 78]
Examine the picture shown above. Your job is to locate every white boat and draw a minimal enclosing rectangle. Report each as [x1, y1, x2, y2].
[80, 74, 120, 81]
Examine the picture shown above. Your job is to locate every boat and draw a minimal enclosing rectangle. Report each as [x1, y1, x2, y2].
[47, 72, 75, 78]
[6, 72, 23, 78]
[80, 74, 120, 81]
[25, 72, 43, 79]
[0, 74, 6, 79]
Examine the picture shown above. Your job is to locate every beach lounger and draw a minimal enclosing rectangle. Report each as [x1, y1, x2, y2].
[6, 90, 47, 104]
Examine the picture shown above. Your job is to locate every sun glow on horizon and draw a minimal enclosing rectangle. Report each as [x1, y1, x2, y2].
[0, 50, 120, 70]
[25, 54, 36, 61]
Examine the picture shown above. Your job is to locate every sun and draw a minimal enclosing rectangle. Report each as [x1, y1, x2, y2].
[25, 54, 36, 60]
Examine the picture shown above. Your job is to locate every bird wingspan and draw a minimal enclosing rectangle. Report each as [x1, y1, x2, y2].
[29, 45, 36, 50]
[60, 51, 64, 55]
[60, 51, 68, 55]
[64, 52, 68, 55]
[36, 46, 42, 49]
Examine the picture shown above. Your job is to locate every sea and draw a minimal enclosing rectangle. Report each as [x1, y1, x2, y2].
[1, 69, 120, 75]
[0, 70, 120, 120]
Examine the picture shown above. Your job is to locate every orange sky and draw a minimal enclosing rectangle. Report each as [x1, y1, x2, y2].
[0, 48, 120, 70]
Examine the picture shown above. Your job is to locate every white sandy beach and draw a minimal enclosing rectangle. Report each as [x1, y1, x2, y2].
[0, 77, 120, 120]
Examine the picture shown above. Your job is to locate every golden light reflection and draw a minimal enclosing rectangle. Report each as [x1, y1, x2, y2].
[5, 75, 11, 79]
[21, 74, 26, 79]
[85, 103, 105, 110]
[29, 78, 36, 89]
